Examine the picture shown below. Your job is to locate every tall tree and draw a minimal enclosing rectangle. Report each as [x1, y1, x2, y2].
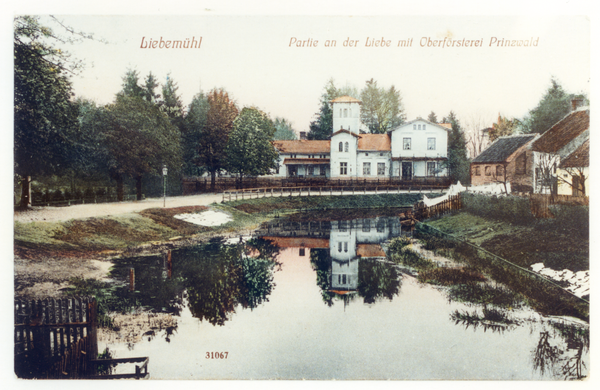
[14, 16, 80, 208]
[143, 71, 160, 103]
[196, 88, 238, 191]
[489, 114, 516, 141]
[121, 69, 144, 98]
[183, 91, 210, 176]
[273, 117, 297, 140]
[443, 111, 470, 184]
[307, 79, 342, 140]
[104, 95, 182, 200]
[521, 77, 587, 134]
[360, 79, 406, 134]
[427, 111, 438, 123]
[225, 107, 278, 187]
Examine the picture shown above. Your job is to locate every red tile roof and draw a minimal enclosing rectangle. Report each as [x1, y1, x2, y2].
[331, 129, 360, 137]
[357, 244, 386, 258]
[560, 139, 589, 168]
[273, 140, 330, 154]
[357, 134, 391, 151]
[532, 109, 589, 153]
[330, 95, 362, 104]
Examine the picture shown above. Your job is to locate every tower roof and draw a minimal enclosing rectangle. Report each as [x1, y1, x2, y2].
[330, 95, 362, 104]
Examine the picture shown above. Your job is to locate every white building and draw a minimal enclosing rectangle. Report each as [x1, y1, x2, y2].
[271, 96, 450, 181]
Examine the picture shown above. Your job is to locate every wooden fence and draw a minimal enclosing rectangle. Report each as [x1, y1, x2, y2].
[529, 193, 589, 218]
[186, 176, 451, 195]
[413, 195, 462, 220]
[222, 184, 448, 202]
[14, 297, 98, 379]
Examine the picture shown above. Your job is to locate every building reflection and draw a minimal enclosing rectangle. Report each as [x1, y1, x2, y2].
[258, 216, 408, 303]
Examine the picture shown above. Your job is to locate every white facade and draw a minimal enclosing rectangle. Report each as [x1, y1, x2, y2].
[330, 130, 359, 178]
[390, 119, 449, 179]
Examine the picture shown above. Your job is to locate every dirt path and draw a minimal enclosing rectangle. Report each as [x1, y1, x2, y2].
[14, 193, 224, 223]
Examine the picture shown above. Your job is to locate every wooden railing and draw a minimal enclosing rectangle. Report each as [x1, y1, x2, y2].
[222, 184, 449, 202]
[413, 195, 462, 220]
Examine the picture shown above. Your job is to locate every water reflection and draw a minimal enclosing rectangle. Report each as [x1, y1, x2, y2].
[260, 216, 407, 306]
[110, 237, 281, 327]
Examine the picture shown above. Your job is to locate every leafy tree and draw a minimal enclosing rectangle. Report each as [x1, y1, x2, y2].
[360, 79, 406, 133]
[225, 107, 278, 187]
[143, 72, 160, 103]
[442, 111, 470, 184]
[427, 111, 438, 123]
[104, 95, 182, 200]
[183, 91, 210, 176]
[521, 78, 587, 134]
[489, 114, 517, 141]
[273, 117, 297, 140]
[196, 88, 238, 191]
[14, 16, 80, 208]
[160, 74, 184, 124]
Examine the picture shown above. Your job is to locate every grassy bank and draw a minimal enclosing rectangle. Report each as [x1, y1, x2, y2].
[15, 193, 430, 256]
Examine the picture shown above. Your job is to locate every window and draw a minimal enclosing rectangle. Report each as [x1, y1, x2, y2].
[427, 138, 436, 150]
[413, 124, 416, 130]
[299, 248, 305, 257]
[380, 152, 384, 156]
[344, 242, 348, 252]
[496, 165, 503, 177]
[485, 166, 491, 176]
[339, 221, 348, 231]
[377, 220, 385, 233]
[363, 162, 371, 175]
[344, 108, 348, 117]
[474, 166, 481, 176]
[340, 162, 348, 175]
[339, 109, 342, 118]
[320, 166, 326, 176]
[362, 219, 371, 232]
[418, 124, 421, 130]
[377, 162, 386, 176]
[344, 142, 349, 152]
[339, 142, 343, 152]
[365, 153, 369, 156]
[276, 164, 280, 174]
[423, 124, 426, 130]
[338, 242, 342, 252]
[427, 162, 436, 176]
[308, 166, 314, 176]
[403, 138, 411, 150]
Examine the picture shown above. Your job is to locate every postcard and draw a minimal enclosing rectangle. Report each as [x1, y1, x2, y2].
[9, 6, 593, 384]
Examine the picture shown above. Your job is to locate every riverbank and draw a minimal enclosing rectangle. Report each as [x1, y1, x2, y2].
[14, 193, 431, 299]
[388, 210, 589, 321]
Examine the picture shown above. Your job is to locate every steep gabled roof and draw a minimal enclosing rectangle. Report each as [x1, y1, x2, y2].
[390, 118, 451, 133]
[330, 95, 362, 104]
[357, 134, 391, 151]
[560, 139, 589, 168]
[472, 134, 538, 163]
[532, 109, 589, 153]
[273, 140, 330, 154]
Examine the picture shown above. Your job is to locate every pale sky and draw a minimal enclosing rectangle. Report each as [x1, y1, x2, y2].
[32, 14, 590, 134]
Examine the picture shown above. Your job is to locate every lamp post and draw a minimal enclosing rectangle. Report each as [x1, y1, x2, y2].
[162, 165, 168, 207]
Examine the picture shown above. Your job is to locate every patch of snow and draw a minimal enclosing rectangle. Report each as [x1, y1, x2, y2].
[530, 262, 589, 298]
[174, 210, 232, 226]
[422, 182, 467, 207]
[467, 182, 510, 195]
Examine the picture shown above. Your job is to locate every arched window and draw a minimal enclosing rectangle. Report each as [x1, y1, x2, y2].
[344, 108, 348, 117]
[344, 142, 349, 152]
[339, 142, 343, 152]
[423, 124, 426, 130]
[418, 124, 421, 130]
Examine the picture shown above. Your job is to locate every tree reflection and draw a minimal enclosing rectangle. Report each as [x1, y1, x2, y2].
[450, 307, 519, 334]
[532, 321, 589, 380]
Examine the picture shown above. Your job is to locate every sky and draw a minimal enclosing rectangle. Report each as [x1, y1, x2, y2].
[25, 13, 591, 135]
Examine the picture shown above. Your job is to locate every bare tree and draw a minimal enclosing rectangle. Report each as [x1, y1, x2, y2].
[463, 112, 491, 159]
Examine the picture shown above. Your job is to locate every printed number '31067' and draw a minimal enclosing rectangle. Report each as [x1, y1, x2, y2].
[206, 352, 228, 359]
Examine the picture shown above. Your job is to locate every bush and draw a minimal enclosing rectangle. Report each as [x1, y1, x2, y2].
[461, 193, 535, 225]
[539, 204, 589, 240]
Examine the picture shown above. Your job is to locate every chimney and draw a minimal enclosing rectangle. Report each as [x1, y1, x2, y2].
[571, 98, 584, 111]
[299, 131, 307, 140]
